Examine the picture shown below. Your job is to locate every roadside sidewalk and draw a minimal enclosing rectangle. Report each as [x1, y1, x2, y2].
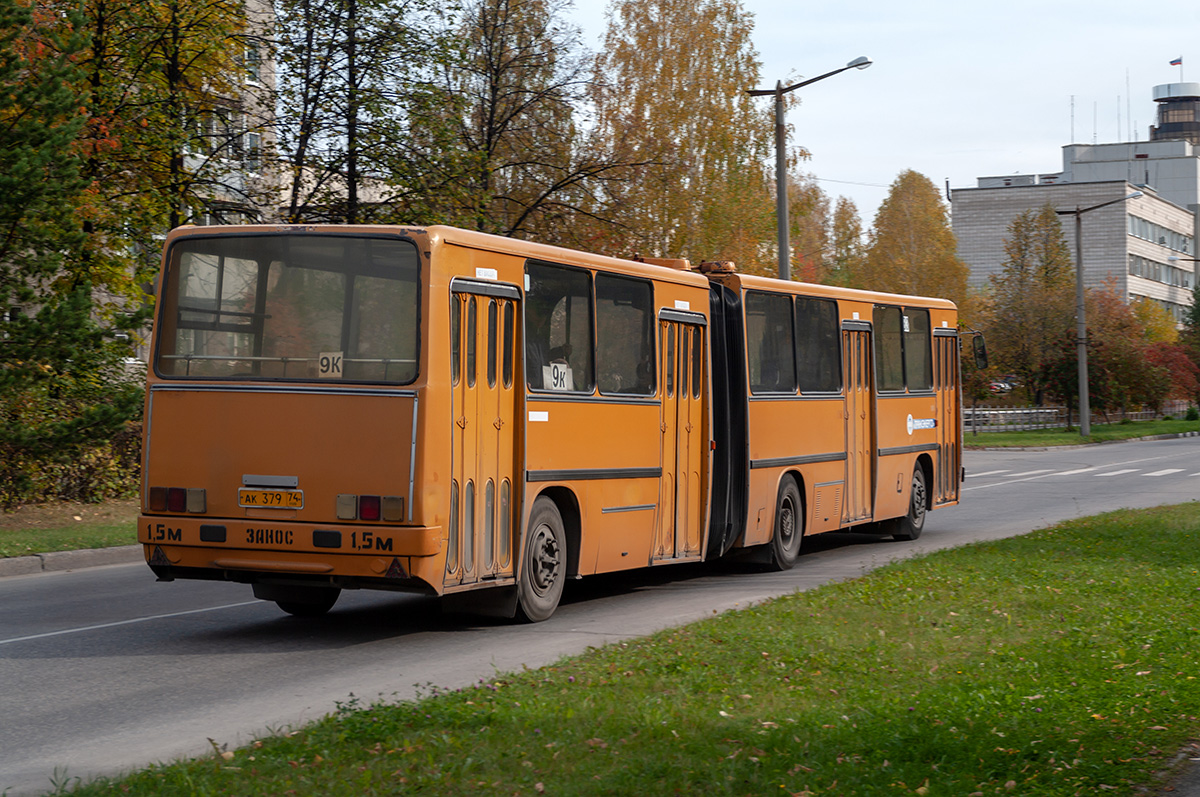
[0, 544, 142, 578]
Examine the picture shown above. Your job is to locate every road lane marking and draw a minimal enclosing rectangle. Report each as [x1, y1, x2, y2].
[1097, 469, 1139, 477]
[0, 601, 260, 647]
[1144, 469, 1185, 477]
[966, 470, 1010, 478]
[1054, 467, 1097, 476]
[1011, 469, 1054, 477]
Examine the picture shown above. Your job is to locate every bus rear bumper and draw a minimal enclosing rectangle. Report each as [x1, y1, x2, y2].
[137, 514, 443, 589]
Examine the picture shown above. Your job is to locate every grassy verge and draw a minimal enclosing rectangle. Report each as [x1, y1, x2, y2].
[0, 501, 138, 558]
[67, 503, 1200, 796]
[965, 417, 1200, 447]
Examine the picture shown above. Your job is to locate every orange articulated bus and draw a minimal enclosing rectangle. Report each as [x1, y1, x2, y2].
[139, 224, 972, 621]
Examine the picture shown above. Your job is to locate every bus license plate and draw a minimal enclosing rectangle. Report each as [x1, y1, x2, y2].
[239, 489, 304, 509]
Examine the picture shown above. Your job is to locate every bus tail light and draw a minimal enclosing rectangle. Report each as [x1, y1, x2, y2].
[359, 495, 381, 521]
[336, 494, 402, 521]
[149, 486, 206, 513]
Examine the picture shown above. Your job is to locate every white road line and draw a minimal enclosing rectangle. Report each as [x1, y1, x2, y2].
[0, 601, 261, 647]
[1144, 469, 1185, 477]
[966, 469, 1010, 478]
[963, 469, 1057, 491]
[1054, 467, 1097, 476]
[1097, 469, 1140, 477]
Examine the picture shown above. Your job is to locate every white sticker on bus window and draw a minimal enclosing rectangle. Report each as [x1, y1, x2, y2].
[319, 351, 343, 378]
[529, 411, 549, 422]
[525, 274, 530, 291]
[903, 315, 911, 333]
[543, 363, 574, 391]
[852, 312, 860, 320]
[476, 267, 498, 281]
[674, 300, 690, 311]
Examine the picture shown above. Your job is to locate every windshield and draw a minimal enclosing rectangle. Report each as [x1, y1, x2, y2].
[156, 234, 420, 383]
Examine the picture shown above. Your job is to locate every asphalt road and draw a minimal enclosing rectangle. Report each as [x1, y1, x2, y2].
[2, 436, 1198, 795]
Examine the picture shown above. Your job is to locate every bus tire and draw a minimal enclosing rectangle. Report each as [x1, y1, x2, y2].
[517, 497, 567, 622]
[892, 466, 927, 542]
[768, 476, 803, 571]
[275, 587, 340, 617]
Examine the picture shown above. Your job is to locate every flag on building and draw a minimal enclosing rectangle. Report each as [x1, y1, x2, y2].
[1170, 56, 1183, 66]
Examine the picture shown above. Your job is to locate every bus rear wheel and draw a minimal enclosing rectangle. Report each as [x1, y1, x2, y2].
[517, 497, 566, 622]
[891, 466, 927, 542]
[275, 587, 341, 617]
[768, 476, 803, 571]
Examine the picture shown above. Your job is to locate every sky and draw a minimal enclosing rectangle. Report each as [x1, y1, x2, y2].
[568, 0, 1200, 227]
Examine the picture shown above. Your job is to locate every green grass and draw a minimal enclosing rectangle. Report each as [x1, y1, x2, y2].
[65, 503, 1200, 796]
[966, 417, 1199, 447]
[0, 523, 137, 558]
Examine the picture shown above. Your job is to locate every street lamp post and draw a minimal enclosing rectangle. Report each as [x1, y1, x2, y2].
[1056, 191, 1142, 436]
[748, 56, 872, 281]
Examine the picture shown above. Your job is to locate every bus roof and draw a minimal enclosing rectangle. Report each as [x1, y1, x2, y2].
[725, 271, 958, 311]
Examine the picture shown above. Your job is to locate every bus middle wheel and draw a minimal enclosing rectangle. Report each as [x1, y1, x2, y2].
[516, 497, 567, 622]
[768, 476, 803, 571]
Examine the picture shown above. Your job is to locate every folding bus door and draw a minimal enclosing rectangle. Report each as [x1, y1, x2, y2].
[655, 314, 706, 561]
[841, 323, 874, 523]
[447, 282, 519, 589]
[933, 330, 961, 505]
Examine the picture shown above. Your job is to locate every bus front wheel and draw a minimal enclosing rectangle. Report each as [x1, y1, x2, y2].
[517, 497, 566, 622]
[891, 467, 927, 542]
[768, 476, 803, 571]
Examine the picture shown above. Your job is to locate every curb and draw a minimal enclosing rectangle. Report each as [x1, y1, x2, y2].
[966, 430, 1200, 452]
[0, 545, 143, 578]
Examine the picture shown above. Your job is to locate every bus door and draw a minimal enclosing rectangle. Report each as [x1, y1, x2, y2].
[447, 282, 519, 588]
[933, 330, 960, 505]
[841, 322, 874, 523]
[655, 313, 706, 560]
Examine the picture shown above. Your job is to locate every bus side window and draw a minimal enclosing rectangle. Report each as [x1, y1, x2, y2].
[746, 292, 796, 394]
[796, 297, 841, 393]
[596, 273, 654, 396]
[904, 308, 932, 391]
[525, 262, 594, 392]
[873, 306, 904, 392]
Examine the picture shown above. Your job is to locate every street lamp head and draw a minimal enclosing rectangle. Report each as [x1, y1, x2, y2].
[848, 56, 872, 70]
[1125, 190, 1144, 201]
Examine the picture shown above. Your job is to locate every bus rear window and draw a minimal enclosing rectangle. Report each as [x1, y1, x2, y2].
[156, 234, 420, 383]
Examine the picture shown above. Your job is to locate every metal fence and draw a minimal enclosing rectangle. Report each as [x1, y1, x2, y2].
[963, 400, 1192, 433]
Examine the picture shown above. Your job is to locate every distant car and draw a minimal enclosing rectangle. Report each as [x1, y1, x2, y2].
[989, 380, 1012, 394]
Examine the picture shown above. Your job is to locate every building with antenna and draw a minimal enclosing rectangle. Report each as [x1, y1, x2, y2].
[951, 83, 1198, 324]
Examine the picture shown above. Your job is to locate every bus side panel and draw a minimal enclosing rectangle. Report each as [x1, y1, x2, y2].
[873, 394, 941, 521]
[525, 399, 660, 575]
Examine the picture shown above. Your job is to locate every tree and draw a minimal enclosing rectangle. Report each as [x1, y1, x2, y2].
[861, 170, 968, 305]
[275, 0, 448, 223]
[590, 0, 773, 267]
[826, 196, 865, 286]
[986, 204, 1075, 404]
[787, 173, 830, 283]
[385, 0, 637, 243]
[0, 0, 142, 505]
[1131, 298, 1179, 344]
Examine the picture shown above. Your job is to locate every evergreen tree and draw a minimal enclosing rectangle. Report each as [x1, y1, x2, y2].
[862, 170, 968, 305]
[0, 0, 143, 505]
